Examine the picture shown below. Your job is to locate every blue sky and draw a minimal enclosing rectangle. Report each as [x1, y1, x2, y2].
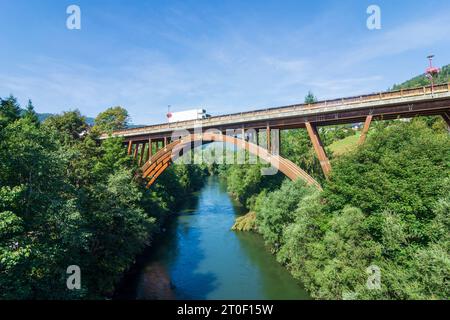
[1, 0, 449, 124]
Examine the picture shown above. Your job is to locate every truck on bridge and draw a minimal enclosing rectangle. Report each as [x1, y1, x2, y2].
[167, 108, 210, 123]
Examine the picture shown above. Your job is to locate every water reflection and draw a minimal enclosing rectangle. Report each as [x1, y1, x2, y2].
[116, 176, 309, 300]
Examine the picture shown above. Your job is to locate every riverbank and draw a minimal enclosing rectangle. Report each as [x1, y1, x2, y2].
[113, 190, 202, 300]
[232, 211, 256, 231]
[114, 176, 310, 300]
[218, 119, 450, 300]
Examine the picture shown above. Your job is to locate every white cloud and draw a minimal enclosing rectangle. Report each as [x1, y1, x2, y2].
[340, 13, 450, 66]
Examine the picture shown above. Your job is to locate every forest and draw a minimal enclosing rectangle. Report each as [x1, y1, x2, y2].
[0, 97, 207, 299]
[1, 69, 449, 300]
[222, 89, 449, 299]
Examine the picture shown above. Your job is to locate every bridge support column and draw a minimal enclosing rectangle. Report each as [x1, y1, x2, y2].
[358, 115, 373, 145]
[139, 143, 145, 166]
[305, 122, 331, 178]
[147, 138, 152, 161]
[442, 112, 450, 132]
[272, 129, 279, 154]
[266, 124, 271, 152]
[127, 140, 133, 155]
[133, 143, 139, 160]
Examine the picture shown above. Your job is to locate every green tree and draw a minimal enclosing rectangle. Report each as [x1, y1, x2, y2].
[93, 106, 129, 133]
[304, 91, 317, 104]
[324, 119, 450, 224]
[250, 118, 449, 300]
[23, 100, 39, 125]
[0, 96, 21, 128]
[43, 110, 88, 143]
[280, 129, 325, 181]
[256, 179, 315, 250]
[0, 97, 207, 299]
[222, 163, 283, 210]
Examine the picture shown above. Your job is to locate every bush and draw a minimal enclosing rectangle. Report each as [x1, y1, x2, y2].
[253, 119, 450, 300]
[0, 97, 207, 299]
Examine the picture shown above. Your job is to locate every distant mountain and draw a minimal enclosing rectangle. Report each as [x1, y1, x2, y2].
[36, 113, 54, 122]
[36, 113, 96, 126]
[392, 64, 449, 90]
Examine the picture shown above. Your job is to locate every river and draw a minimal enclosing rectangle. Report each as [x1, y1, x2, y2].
[115, 176, 310, 300]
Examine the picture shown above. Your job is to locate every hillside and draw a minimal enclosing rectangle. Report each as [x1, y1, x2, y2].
[392, 64, 449, 90]
[328, 132, 361, 156]
[328, 64, 449, 156]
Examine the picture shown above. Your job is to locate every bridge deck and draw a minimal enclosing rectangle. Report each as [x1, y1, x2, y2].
[103, 83, 450, 141]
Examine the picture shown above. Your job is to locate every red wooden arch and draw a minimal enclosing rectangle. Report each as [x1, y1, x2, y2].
[140, 133, 322, 190]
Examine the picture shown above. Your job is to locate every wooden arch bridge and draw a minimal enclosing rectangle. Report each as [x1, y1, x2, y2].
[102, 83, 450, 189]
[139, 132, 322, 190]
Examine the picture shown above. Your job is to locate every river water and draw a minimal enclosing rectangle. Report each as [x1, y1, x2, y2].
[116, 176, 309, 300]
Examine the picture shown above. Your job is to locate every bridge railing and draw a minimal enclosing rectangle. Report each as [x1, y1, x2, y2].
[107, 83, 450, 137]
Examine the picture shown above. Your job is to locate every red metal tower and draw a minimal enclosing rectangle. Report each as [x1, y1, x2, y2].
[166, 105, 172, 121]
[426, 55, 440, 92]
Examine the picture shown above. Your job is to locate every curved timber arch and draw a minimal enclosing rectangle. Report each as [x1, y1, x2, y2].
[140, 133, 322, 190]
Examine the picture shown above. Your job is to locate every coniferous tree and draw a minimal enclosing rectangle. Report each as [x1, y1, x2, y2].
[304, 91, 317, 104]
[23, 100, 39, 125]
[0, 95, 21, 127]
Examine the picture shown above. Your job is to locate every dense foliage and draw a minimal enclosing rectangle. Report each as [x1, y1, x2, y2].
[223, 118, 449, 300]
[219, 163, 284, 209]
[93, 106, 129, 133]
[224, 79, 449, 300]
[279, 127, 356, 182]
[0, 96, 206, 299]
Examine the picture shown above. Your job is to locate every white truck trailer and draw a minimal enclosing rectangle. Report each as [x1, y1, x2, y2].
[167, 109, 210, 123]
